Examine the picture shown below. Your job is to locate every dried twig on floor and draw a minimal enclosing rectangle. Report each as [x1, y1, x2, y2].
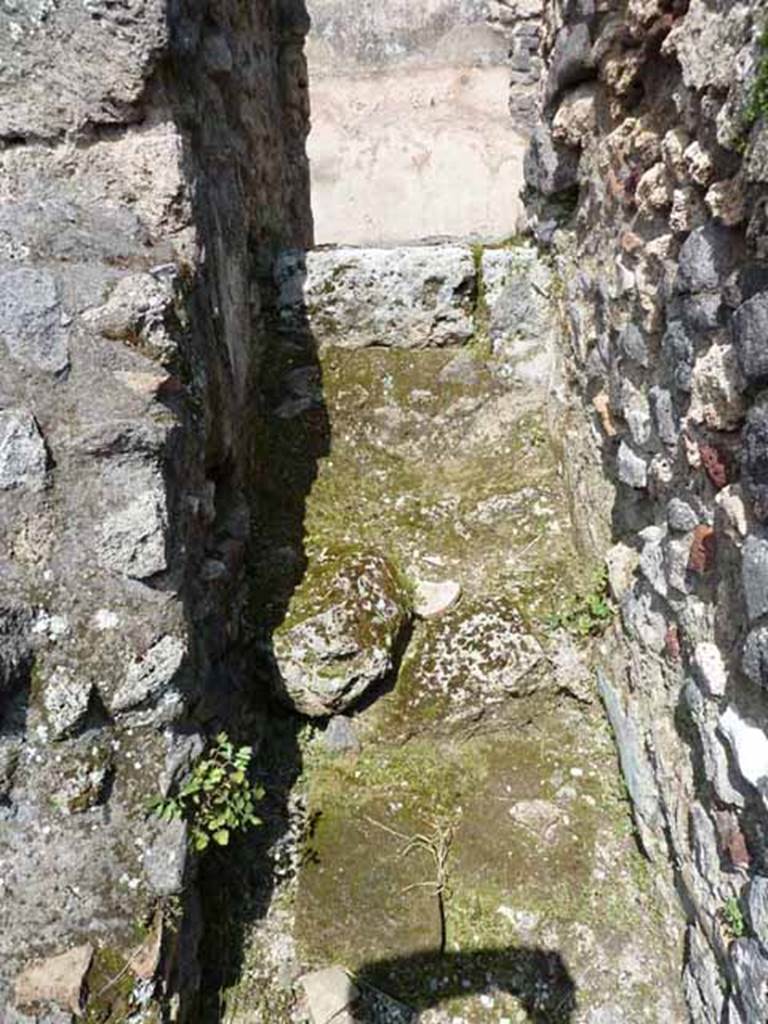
[365, 815, 455, 954]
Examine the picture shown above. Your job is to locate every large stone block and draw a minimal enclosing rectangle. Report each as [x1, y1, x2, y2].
[276, 246, 477, 349]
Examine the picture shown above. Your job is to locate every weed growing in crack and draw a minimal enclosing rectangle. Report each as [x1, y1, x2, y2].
[148, 732, 264, 851]
[544, 566, 614, 638]
[721, 896, 746, 940]
[744, 22, 768, 130]
[469, 243, 492, 361]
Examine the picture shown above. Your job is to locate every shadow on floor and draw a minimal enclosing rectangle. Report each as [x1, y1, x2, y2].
[355, 946, 577, 1023]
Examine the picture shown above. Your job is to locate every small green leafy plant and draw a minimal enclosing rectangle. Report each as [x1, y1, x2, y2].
[545, 566, 614, 638]
[744, 23, 768, 130]
[148, 733, 264, 851]
[721, 896, 746, 940]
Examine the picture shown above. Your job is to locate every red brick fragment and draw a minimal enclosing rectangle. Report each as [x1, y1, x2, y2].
[699, 443, 728, 490]
[714, 812, 751, 871]
[665, 624, 681, 661]
[726, 828, 751, 871]
[157, 375, 184, 397]
[688, 525, 716, 574]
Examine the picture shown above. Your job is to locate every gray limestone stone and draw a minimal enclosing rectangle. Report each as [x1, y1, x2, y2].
[544, 23, 595, 107]
[483, 246, 550, 339]
[482, 246, 552, 382]
[742, 625, 768, 689]
[0, 0, 167, 138]
[618, 323, 648, 367]
[524, 121, 580, 196]
[693, 642, 727, 697]
[743, 398, 768, 523]
[0, 268, 69, 375]
[667, 497, 700, 534]
[300, 967, 358, 1024]
[605, 542, 639, 602]
[649, 386, 679, 446]
[143, 819, 188, 898]
[666, 535, 693, 594]
[0, 409, 47, 492]
[690, 801, 720, 889]
[662, 320, 694, 393]
[730, 939, 768, 1023]
[596, 670, 661, 854]
[82, 272, 178, 365]
[322, 716, 361, 755]
[719, 706, 768, 789]
[639, 528, 667, 598]
[684, 924, 726, 1024]
[747, 876, 768, 953]
[617, 441, 647, 489]
[622, 588, 667, 653]
[726, 997, 746, 1024]
[733, 292, 768, 387]
[98, 485, 168, 580]
[110, 635, 186, 715]
[686, 683, 745, 808]
[742, 533, 768, 623]
[0, 199, 148, 266]
[679, 291, 724, 333]
[41, 667, 93, 740]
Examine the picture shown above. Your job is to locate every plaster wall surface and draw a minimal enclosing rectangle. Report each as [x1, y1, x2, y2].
[306, 0, 539, 245]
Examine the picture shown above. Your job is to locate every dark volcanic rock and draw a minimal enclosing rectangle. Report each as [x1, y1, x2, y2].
[733, 292, 768, 387]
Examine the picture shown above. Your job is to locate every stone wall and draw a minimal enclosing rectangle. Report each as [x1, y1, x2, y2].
[525, 0, 768, 1019]
[305, 0, 543, 245]
[0, 0, 311, 1019]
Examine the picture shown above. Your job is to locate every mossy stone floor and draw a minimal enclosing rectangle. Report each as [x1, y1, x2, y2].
[229, 344, 684, 1023]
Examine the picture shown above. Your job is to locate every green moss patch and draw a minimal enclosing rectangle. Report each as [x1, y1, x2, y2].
[234, 338, 683, 1020]
[296, 700, 673, 1020]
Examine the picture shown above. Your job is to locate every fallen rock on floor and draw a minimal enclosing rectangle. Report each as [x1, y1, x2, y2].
[322, 716, 361, 755]
[13, 943, 93, 1016]
[299, 966, 358, 1024]
[413, 578, 461, 619]
[271, 547, 412, 717]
